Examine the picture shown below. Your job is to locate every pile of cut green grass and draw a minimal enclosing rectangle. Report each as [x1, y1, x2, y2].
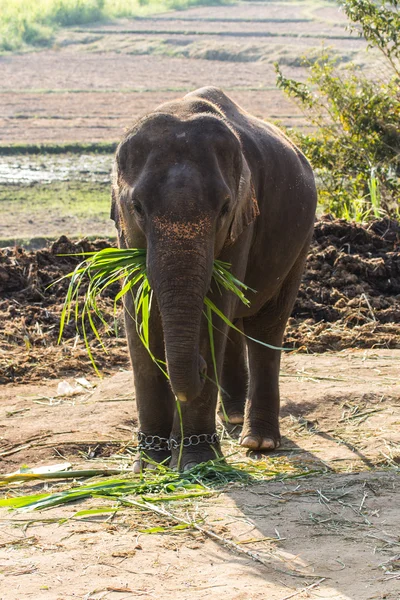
[0, 456, 322, 513]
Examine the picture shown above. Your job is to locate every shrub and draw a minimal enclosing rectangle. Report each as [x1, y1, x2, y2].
[275, 0, 400, 221]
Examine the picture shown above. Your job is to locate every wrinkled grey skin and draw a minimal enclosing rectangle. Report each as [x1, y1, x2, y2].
[111, 86, 317, 471]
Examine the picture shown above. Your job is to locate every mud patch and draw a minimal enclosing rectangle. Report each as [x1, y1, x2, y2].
[0, 236, 128, 383]
[0, 217, 399, 382]
[0, 154, 112, 184]
[288, 216, 400, 351]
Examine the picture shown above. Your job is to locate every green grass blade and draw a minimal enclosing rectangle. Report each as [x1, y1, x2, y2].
[204, 305, 229, 423]
[204, 297, 288, 352]
[175, 399, 185, 471]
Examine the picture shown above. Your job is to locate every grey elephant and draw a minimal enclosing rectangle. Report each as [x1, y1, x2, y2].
[111, 86, 317, 471]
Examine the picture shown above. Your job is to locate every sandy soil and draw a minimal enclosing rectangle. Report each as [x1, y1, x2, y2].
[1, 350, 399, 599]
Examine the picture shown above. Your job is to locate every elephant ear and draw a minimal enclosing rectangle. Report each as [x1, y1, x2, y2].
[110, 185, 118, 223]
[110, 161, 119, 223]
[228, 156, 259, 244]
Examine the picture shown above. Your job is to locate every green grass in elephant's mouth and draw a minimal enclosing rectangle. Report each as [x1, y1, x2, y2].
[55, 246, 287, 399]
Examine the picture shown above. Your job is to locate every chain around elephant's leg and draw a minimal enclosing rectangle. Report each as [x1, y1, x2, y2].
[169, 384, 221, 470]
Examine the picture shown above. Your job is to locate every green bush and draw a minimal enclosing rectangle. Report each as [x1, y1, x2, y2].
[0, 0, 107, 50]
[49, 0, 106, 26]
[275, 0, 400, 221]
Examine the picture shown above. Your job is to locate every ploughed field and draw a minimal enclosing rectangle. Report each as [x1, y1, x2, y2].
[0, 0, 371, 144]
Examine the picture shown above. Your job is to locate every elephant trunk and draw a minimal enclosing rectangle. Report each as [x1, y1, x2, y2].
[147, 240, 212, 402]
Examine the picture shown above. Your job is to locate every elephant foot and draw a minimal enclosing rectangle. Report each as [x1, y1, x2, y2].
[239, 425, 281, 452]
[169, 442, 222, 471]
[218, 399, 245, 425]
[240, 436, 281, 451]
[218, 410, 244, 425]
[132, 449, 171, 474]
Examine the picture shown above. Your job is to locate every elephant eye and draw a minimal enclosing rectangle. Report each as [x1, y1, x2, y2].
[220, 201, 230, 217]
[133, 201, 144, 216]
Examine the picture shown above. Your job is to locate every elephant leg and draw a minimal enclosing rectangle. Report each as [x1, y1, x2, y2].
[132, 365, 175, 472]
[240, 248, 310, 452]
[169, 382, 221, 470]
[169, 312, 229, 470]
[124, 298, 175, 472]
[240, 322, 282, 451]
[218, 320, 248, 424]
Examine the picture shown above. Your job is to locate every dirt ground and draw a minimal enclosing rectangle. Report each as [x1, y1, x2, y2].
[1, 350, 399, 599]
[1, 3, 399, 597]
[0, 0, 369, 144]
[1, 217, 399, 598]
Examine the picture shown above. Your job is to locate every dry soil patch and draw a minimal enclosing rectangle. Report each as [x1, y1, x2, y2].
[0, 351, 399, 599]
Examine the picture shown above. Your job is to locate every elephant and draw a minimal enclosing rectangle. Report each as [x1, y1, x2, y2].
[111, 86, 317, 471]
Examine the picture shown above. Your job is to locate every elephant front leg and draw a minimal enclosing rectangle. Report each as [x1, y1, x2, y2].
[167, 310, 232, 470]
[133, 364, 175, 471]
[169, 384, 221, 470]
[124, 301, 175, 472]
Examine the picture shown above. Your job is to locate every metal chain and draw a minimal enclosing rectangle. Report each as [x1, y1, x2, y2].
[168, 433, 220, 450]
[137, 432, 170, 452]
[137, 431, 220, 452]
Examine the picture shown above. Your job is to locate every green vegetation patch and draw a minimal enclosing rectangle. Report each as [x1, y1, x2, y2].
[0, 455, 322, 512]
[0, 181, 110, 219]
[0, 0, 231, 52]
[276, 0, 400, 221]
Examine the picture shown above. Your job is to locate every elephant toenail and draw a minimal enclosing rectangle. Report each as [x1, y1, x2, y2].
[240, 436, 259, 450]
[228, 413, 244, 424]
[260, 438, 275, 450]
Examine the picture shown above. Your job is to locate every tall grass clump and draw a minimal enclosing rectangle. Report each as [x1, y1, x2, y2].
[0, 0, 105, 51]
[0, 0, 230, 52]
[275, 0, 400, 222]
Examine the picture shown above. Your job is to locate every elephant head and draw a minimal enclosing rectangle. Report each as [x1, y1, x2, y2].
[112, 102, 258, 402]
